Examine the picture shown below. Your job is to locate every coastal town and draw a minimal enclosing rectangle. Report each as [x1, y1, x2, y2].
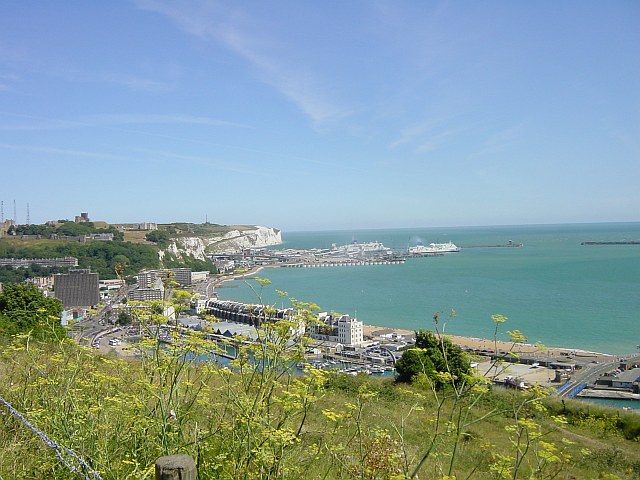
[2, 212, 639, 405]
[3, 3, 639, 476]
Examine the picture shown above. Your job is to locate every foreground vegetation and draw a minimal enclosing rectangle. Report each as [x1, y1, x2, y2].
[1, 327, 639, 478]
[0, 283, 64, 339]
[0, 284, 638, 479]
[1, 336, 639, 479]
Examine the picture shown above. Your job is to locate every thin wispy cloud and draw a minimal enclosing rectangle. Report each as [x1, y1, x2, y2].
[0, 73, 19, 92]
[101, 73, 174, 93]
[471, 125, 522, 159]
[135, 0, 220, 39]
[389, 115, 461, 155]
[136, 0, 352, 125]
[1, 47, 174, 94]
[85, 114, 247, 128]
[0, 111, 357, 174]
[56, 68, 175, 93]
[0, 112, 247, 131]
[215, 24, 351, 124]
[0, 143, 132, 162]
[2, 1, 637, 227]
[132, 147, 274, 177]
[415, 129, 461, 155]
[0, 143, 256, 177]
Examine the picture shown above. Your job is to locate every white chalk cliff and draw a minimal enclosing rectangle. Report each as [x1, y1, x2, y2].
[163, 226, 282, 261]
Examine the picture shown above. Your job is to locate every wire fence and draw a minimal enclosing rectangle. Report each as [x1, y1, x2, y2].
[0, 394, 104, 480]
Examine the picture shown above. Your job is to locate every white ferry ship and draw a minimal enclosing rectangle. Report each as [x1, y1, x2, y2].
[409, 241, 460, 255]
[330, 241, 392, 258]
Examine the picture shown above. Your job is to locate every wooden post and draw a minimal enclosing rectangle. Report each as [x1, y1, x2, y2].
[155, 454, 197, 480]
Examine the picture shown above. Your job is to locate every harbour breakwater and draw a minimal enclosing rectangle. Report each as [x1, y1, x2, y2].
[581, 241, 640, 245]
[460, 242, 524, 248]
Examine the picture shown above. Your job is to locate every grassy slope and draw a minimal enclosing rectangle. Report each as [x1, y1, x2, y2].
[122, 230, 153, 244]
[0, 337, 638, 480]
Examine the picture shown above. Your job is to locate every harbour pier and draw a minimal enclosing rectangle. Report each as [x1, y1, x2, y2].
[460, 241, 523, 248]
[581, 241, 640, 245]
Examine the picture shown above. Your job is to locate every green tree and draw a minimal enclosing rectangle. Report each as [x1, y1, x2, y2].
[145, 230, 172, 248]
[396, 329, 470, 386]
[394, 347, 436, 382]
[56, 221, 94, 236]
[0, 283, 64, 340]
[117, 311, 133, 325]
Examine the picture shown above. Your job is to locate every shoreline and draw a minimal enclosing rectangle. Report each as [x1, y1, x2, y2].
[362, 324, 619, 362]
[211, 268, 626, 360]
[212, 265, 269, 288]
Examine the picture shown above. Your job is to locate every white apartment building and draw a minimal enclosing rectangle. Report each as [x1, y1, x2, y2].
[309, 312, 363, 347]
[337, 315, 363, 346]
[191, 298, 208, 314]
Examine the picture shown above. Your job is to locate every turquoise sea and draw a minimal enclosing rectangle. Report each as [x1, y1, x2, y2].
[217, 223, 640, 356]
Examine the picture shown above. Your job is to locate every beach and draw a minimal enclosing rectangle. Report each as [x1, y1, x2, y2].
[361, 324, 619, 385]
[363, 324, 613, 359]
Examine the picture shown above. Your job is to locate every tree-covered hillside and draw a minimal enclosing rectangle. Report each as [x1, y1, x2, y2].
[1, 221, 225, 284]
[0, 238, 161, 280]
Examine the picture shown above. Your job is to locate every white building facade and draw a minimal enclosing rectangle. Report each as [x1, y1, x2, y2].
[337, 315, 363, 346]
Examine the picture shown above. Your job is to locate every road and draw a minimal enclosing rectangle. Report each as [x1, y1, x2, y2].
[555, 355, 640, 398]
[68, 295, 125, 345]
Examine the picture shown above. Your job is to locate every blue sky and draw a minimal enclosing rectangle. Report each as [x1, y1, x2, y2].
[1, 1, 638, 231]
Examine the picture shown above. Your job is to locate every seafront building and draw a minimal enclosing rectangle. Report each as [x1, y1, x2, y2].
[26, 275, 54, 291]
[205, 299, 296, 327]
[201, 300, 364, 347]
[308, 312, 364, 347]
[337, 315, 364, 346]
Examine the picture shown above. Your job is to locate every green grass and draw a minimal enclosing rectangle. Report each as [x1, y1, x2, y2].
[1, 335, 638, 480]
